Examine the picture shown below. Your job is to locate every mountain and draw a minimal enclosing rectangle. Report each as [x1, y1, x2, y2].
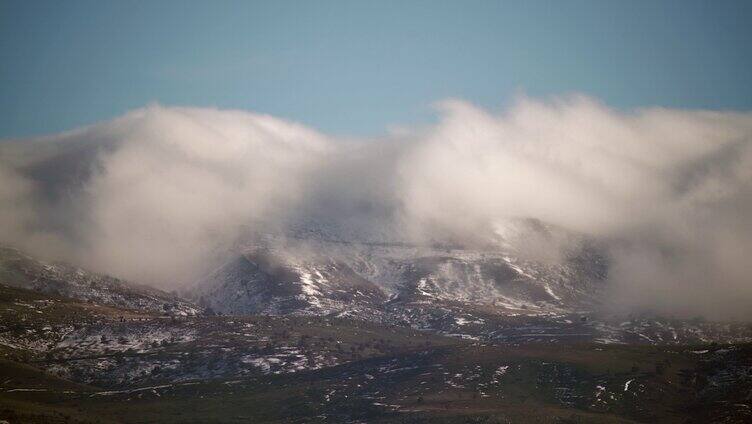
[187, 231, 751, 346]
[0, 261, 750, 423]
[193, 247, 387, 319]
[1, 247, 751, 423]
[196, 220, 607, 312]
[0, 246, 202, 317]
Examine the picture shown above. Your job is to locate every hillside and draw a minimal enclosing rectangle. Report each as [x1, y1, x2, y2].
[1, 249, 751, 423]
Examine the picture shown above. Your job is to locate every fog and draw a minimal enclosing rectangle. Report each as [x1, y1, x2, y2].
[1, 95, 751, 319]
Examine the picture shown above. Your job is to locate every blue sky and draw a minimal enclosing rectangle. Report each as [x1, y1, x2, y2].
[1, 0, 751, 138]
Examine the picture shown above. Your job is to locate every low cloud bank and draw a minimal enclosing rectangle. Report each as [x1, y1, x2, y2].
[1, 96, 751, 319]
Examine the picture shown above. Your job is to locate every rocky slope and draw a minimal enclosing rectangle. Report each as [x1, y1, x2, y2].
[1, 248, 751, 423]
[1, 280, 751, 423]
[187, 233, 751, 346]
[0, 246, 202, 317]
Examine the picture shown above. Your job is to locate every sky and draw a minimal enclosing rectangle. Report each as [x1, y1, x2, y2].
[1, 1, 752, 318]
[1, 0, 752, 138]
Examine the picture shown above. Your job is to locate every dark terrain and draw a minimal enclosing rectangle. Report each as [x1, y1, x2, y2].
[1, 246, 751, 423]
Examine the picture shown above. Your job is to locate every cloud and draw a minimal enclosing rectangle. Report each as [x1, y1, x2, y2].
[396, 96, 752, 319]
[1, 105, 332, 285]
[1, 96, 751, 319]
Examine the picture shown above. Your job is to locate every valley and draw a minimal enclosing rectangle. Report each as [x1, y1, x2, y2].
[1, 245, 751, 423]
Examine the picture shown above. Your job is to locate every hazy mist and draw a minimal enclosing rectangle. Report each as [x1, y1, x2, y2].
[1, 95, 751, 319]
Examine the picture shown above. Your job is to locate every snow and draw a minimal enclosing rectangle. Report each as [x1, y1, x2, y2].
[492, 365, 510, 384]
[455, 316, 484, 326]
[90, 384, 173, 397]
[544, 284, 561, 301]
[595, 385, 606, 398]
[298, 271, 323, 297]
[416, 278, 434, 298]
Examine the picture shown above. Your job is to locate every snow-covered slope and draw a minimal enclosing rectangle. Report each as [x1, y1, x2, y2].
[0, 247, 202, 316]
[193, 247, 387, 319]
[185, 232, 752, 346]
[191, 224, 608, 325]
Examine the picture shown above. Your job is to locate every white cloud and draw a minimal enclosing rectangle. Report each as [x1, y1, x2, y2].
[1, 96, 751, 318]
